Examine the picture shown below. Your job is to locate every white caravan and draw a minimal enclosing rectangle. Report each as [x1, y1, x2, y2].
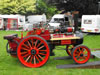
[0, 17, 3, 29]
[24, 14, 47, 31]
[81, 15, 100, 33]
[0, 14, 25, 30]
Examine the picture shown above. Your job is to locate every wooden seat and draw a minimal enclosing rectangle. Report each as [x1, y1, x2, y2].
[4, 34, 18, 40]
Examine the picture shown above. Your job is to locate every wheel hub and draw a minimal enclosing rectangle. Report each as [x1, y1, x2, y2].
[31, 49, 36, 55]
[80, 53, 83, 57]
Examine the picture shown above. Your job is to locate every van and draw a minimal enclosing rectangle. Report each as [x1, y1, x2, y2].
[81, 15, 100, 33]
[48, 14, 74, 28]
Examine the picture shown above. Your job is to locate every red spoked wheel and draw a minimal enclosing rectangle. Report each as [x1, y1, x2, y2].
[17, 35, 50, 68]
[66, 45, 74, 56]
[71, 45, 91, 64]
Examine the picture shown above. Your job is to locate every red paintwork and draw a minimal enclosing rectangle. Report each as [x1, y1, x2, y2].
[26, 29, 51, 40]
[61, 40, 71, 45]
[8, 37, 21, 57]
[53, 34, 74, 38]
[36, 29, 42, 35]
[7, 19, 10, 29]
[40, 30, 51, 40]
[7, 18, 18, 30]
[67, 27, 73, 32]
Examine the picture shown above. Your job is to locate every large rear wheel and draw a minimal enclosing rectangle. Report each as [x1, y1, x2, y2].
[17, 35, 50, 68]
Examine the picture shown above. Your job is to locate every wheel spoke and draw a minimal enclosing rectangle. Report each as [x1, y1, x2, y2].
[78, 48, 81, 52]
[39, 53, 46, 56]
[34, 56, 36, 64]
[76, 53, 81, 58]
[75, 56, 80, 59]
[35, 40, 38, 47]
[83, 56, 87, 59]
[21, 52, 28, 55]
[38, 55, 44, 60]
[35, 55, 40, 63]
[25, 55, 31, 62]
[79, 57, 84, 59]
[74, 53, 79, 57]
[27, 41, 32, 49]
[83, 49, 87, 54]
[30, 39, 34, 47]
[37, 42, 42, 48]
[78, 58, 81, 61]
[80, 48, 84, 54]
[21, 47, 29, 51]
[39, 50, 47, 52]
[22, 53, 29, 58]
[38, 45, 45, 50]
[23, 43, 30, 49]
[81, 48, 84, 52]
[29, 56, 33, 63]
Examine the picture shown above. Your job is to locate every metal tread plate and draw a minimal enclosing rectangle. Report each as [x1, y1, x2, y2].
[56, 61, 100, 69]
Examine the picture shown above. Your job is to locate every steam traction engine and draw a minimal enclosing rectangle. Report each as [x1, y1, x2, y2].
[4, 14, 91, 68]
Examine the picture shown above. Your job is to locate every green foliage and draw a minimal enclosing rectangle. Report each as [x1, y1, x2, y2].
[36, 0, 47, 14]
[47, 6, 57, 18]
[0, 0, 57, 17]
[0, 0, 36, 15]
[36, 0, 57, 18]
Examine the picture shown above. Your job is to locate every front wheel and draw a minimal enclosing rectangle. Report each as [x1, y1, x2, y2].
[17, 35, 50, 68]
[71, 45, 91, 64]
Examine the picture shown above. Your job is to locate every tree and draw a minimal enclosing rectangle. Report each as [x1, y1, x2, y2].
[47, 0, 99, 17]
[36, 0, 57, 18]
[0, 0, 36, 15]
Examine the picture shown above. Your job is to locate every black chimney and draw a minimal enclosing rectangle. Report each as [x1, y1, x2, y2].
[72, 11, 79, 32]
[98, 2, 100, 14]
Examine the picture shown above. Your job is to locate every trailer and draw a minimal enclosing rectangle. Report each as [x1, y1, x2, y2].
[23, 14, 47, 31]
[81, 15, 100, 33]
[0, 17, 3, 30]
[0, 15, 25, 30]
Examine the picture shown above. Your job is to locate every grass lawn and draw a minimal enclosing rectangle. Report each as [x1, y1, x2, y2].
[0, 30, 100, 75]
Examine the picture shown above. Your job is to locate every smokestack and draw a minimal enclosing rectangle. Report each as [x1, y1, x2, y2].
[72, 11, 79, 32]
[98, 2, 100, 14]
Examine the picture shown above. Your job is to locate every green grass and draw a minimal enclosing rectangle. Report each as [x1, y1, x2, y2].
[0, 31, 100, 75]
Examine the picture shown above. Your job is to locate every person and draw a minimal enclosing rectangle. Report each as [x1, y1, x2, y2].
[39, 21, 43, 27]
